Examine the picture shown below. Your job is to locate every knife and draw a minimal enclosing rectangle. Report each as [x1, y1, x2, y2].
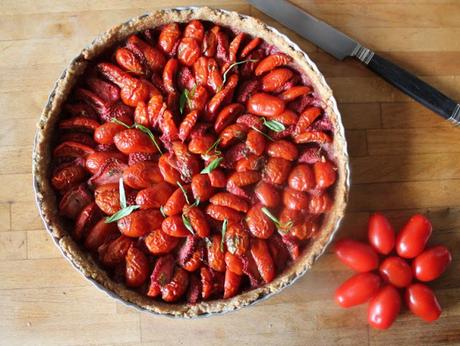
[248, 0, 460, 125]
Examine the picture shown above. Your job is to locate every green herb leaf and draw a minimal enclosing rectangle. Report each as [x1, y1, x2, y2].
[191, 198, 200, 207]
[220, 219, 228, 252]
[105, 205, 140, 223]
[262, 118, 286, 132]
[183, 198, 200, 214]
[159, 205, 166, 217]
[261, 207, 281, 225]
[221, 59, 259, 88]
[205, 138, 222, 156]
[133, 123, 163, 154]
[110, 118, 163, 154]
[182, 213, 195, 235]
[261, 207, 293, 234]
[176, 181, 190, 205]
[111, 117, 131, 128]
[201, 157, 223, 174]
[179, 89, 188, 115]
[119, 178, 127, 209]
[250, 126, 274, 141]
[179, 84, 197, 115]
[189, 84, 197, 98]
[205, 237, 213, 247]
[278, 220, 294, 234]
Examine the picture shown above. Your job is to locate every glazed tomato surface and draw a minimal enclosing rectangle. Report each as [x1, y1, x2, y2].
[379, 256, 413, 288]
[405, 283, 442, 322]
[368, 212, 395, 255]
[334, 239, 379, 272]
[50, 20, 338, 304]
[396, 214, 432, 258]
[412, 246, 452, 282]
[335, 272, 381, 308]
[367, 285, 401, 330]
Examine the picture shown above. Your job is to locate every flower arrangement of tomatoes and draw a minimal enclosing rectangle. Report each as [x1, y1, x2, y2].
[334, 213, 452, 330]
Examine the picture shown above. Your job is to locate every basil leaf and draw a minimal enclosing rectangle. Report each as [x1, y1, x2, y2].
[159, 205, 166, 217]
[133, 123, 163, 154]
[220, 219, 228, 252]
[119, 178, 127, 209]
[111, 117, 131, 128]
[105, 205, 140, 223]
[176, 182, 190, 205]
[250, 125, 273, 141]
[182, 214, 195, 235]
[263, 118, 286, 132]
[201, 157, 223, 174]
[221, 59, 259, 87]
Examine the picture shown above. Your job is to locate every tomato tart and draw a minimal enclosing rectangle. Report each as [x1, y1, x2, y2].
[33, 7, 349, 317]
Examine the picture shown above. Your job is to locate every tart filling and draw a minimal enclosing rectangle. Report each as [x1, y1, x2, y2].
[33, 7, 348, 317]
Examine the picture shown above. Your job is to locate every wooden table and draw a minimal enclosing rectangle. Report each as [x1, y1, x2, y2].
[1, 1, 459, 344]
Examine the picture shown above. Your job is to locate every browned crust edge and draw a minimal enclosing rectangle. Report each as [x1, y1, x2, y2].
[32, 7, 350, 318]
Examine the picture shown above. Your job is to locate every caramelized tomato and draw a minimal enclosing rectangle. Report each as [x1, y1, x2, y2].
[50, 19, 337, 304]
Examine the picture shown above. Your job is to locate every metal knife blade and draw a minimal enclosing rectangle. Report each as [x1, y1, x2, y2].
[248, 0, 460, 124]
[248, 0, 361, 60]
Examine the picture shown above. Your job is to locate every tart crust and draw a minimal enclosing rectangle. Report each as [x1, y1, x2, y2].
[32, 7, 350, 318]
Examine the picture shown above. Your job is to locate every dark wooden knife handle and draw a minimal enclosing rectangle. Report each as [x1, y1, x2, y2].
[363, 52, 460, 123]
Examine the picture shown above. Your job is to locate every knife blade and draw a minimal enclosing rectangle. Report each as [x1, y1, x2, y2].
[248, 0, 460, 124]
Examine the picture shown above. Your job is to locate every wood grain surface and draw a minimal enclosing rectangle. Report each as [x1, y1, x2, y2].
[1, 1, 459, 345]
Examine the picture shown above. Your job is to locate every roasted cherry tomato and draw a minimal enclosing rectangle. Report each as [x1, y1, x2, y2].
[412, 245, 452, 282]
[334, 239, 379, 272]
[223, 269, 242, 299]
[335, 272, 381, 308]
[125, 246, 149, 287]
[368, 212, 395, 255]
[379, 256, 412, 288]
[313, 160, 336, 189]
[49, 19, 341, 304]
[405, 283, 442, 322]
[250, 238, 275, 283]
[396, 214, 432, 258]
[367, 285, 401, 330]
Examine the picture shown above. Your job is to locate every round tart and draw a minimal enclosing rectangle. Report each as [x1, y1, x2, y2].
[32, 7, 349, 317]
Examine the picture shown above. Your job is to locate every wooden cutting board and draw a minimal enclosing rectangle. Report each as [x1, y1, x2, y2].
[0, 1, 459, 344]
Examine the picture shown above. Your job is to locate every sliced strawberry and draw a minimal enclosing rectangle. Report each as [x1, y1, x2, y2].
[59, 184, 92, 219]
[88, 158, 128, 187]
[147, 254, 175, 298]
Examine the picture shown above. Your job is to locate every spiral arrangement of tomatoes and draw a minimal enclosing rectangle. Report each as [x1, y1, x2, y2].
[334, 213, 452, 329]
[49, 20, 338, 303]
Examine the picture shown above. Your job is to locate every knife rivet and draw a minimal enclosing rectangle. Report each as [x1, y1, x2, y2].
[352, 45, 374, 65]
